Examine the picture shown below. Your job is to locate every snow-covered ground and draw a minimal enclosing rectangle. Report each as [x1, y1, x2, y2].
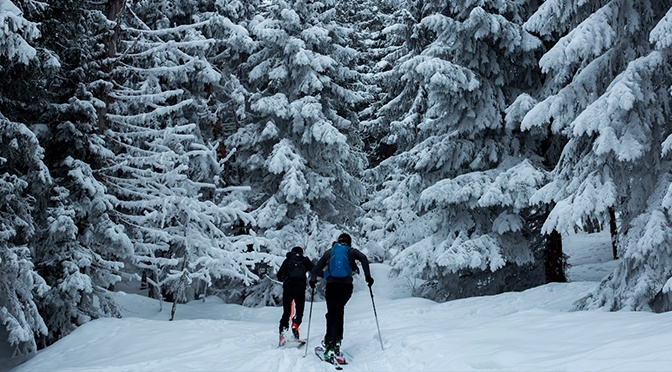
[12, 231, 672, 371]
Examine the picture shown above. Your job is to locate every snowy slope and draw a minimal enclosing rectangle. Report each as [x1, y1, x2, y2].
[12, 232, 672, 371]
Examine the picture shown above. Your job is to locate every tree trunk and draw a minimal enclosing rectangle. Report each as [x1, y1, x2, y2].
[170, 245, 189, 321]
[609, 207, 618, 259]
[170, 295, 178, 321]
[544, 229, 566, 283]
[148, 269, 163, 307]
[140, 270, 148, 290]
[97, 0, 126, 133]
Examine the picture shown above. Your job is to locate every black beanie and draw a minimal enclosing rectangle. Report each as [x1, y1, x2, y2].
[337, 233, 351, 246]
[291, 246, 303, 255]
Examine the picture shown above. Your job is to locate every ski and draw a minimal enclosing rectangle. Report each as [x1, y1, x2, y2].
[315, 346, 347, 370]
[279, 338, 306, 348]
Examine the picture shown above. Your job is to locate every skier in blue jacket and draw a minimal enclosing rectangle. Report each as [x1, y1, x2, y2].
[309, 233, 373, 362]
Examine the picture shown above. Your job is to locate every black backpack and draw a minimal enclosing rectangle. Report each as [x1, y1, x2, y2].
[287, 253, 306, 279]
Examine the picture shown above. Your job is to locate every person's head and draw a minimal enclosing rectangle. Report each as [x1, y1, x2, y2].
[337, 233, 351, 246]
[291, 246, 303, 255]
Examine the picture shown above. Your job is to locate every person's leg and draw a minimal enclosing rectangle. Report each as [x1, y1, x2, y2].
[325, 283, 352, 343]
[324, 283, 337, 344]
[293, 287, 306, 325]
[335, 284, 353, 342]
[279, 287, 293, 333]
[323, 283, 352, 357]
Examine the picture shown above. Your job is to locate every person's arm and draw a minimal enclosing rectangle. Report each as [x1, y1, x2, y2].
[277, 258, 289, 281]
[310, 250, 330, 283]
[304, 256, 315, 274]
[353, 248, 374, 285]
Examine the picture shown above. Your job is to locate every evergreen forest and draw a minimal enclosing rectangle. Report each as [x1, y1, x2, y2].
[1, 0, 671, 363]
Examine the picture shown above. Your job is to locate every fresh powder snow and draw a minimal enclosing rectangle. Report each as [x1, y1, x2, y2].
[13, 231, 672, 371]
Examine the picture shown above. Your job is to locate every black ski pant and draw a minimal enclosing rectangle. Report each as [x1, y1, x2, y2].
[279, 285, 306, 332]
[324, 282, 353, 344]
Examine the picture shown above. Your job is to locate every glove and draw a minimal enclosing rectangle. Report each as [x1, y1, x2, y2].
[309, 279, 316, 289]
[366, 276, 374, 287]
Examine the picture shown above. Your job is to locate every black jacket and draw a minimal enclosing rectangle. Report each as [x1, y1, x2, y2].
[277, 252, 314, 288]
[310, 245, 371, 285]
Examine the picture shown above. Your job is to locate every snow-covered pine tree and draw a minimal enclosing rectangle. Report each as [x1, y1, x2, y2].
[9, 0, 140, 347]
[337, 0, 398, 172]
[359, 0, 434, 259]
[0, 0, 38, 66]
[228, 0, 368, 263]
[362, 0, 550, 301]
[202, 0, 259, 187]
[360, 0, 435, 156]
[33, 163, 134, 344]
[0, 1, 54, 363]
[331, 0, 399, 261]
[0, 114, 50, 365]
[522, 0, 672, 310]
[98, 0, 263, 312]
[0, 0, 58, 122]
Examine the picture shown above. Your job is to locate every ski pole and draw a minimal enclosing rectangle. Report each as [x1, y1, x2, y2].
[369, 286, 384, 350]
[303, 287, 315, 357]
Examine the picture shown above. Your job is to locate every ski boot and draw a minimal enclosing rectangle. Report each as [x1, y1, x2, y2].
[322, 340, 346, 364]
[334, 340, 342, 357]
[323, 341, 336, 361]
[278, 327, 288, 347]
[333, 340, 346, 364]
[291, 321, 300, 340]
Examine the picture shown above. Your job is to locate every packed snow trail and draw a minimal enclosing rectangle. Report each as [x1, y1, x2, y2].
[13, 232, 672, 371]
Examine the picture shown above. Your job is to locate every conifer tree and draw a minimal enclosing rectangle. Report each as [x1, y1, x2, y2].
[0, 0, 58, 122]
[337, 0, 398, 170]
[0, 0, 53, 359]
[15, 0, 139, 346]
[522, 0, 672, 310]
[362, 0, 549, 301]
[359, 0, 435, 257]
[0, 114, 50, 361]
[98, 0, 262, 311]
[228, 0, 368, 259]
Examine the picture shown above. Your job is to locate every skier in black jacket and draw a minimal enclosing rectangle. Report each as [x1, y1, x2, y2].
[309, 233, 373, 361]
[277, 246, 314, 344]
